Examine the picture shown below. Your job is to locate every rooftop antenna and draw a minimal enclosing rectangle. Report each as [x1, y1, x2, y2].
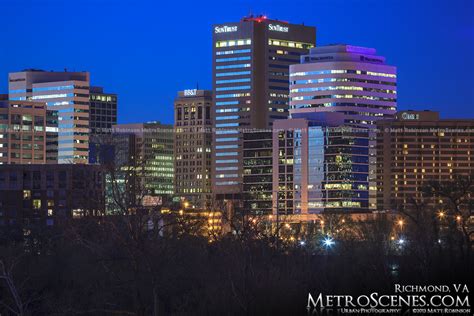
[196, 82, 199, 90]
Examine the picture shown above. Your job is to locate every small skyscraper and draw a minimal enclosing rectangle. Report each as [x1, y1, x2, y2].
[289, 44, 397, 126]
[112, 122, 174, 207]
[212, 15, 316, 206]
[273, 113, 370, 216]
[88, 86, 118, 164]
[174, 89, 213, 209]
[9, 70, 91, 164]
[272, 44, 398, 215]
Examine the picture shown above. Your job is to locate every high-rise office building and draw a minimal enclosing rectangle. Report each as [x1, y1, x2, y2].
[88, 86, 118, 164]
[8, 70, 90, 164]
[289, 45, 397, 127]
[0, 100, 48, 164]
[174, 89, 212, 209]
[288, 44, 398, 211]
[212, 15, 316, 203]
[112, 122, 174, 206]
[273, 113, 370, 216]
[376, 110, 474, 211]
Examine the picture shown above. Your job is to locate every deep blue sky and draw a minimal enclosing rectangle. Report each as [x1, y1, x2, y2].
[1, 0, 473, 124]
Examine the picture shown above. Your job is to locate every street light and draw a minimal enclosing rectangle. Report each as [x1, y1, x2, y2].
[322, 236, 335, 248]
[397, 219, 404, 229]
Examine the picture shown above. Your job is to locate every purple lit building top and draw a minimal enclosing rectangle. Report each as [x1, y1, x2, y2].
[289, 44, 397, 127]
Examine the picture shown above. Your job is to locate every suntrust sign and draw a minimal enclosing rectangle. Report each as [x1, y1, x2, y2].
[214, 25, 237, 33]
[268, 23, 289, 32]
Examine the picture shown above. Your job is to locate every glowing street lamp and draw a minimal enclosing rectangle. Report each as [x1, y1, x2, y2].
[438, 211, 445, 219]
[322, 236, 335, 248]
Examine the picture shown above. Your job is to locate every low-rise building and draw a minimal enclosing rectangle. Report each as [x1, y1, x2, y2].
[0, 164, 105, 226]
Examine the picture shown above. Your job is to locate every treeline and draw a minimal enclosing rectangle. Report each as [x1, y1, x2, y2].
[0, 177, 473, 315]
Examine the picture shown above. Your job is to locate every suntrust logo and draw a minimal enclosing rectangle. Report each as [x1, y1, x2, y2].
[214, 25, 237, 33]
[268, 23, 289, 32]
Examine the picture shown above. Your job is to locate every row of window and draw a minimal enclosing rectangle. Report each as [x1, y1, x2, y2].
[291, 94, 397, 102]
[216, 93, 251, 99]
[268, 39, 314, 49]
[215, 39, 251, 48]
[216, 101, 239, 106]
[216, 137, 239, 142]
[216, 56, 251, 63]
[216, 115, 239, 121]
[215, 85, 251, 91]
[216, 78, 251, 84]
[216, 108, 239, 113]
[290, 86, 396, 94]
[216, 49, 251, 56]
[290, 69, 396, 78]
[216, 63, 251, 70]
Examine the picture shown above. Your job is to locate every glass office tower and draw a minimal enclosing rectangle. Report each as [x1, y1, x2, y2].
[273, 112, 370, 215]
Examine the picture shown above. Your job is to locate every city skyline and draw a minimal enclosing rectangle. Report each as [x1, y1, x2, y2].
[1, 0, 473, 126]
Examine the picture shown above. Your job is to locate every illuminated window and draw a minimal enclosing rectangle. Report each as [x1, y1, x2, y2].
[32, 199, 41, 209]
[268, 38, 313, 49]
[23, 190, 31, 199]
[215, 39, 251, 48]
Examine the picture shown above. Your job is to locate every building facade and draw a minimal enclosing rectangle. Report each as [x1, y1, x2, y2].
[174, 89, 212, 209]
[112, 122, 174, 207]
[0, 164, 105, 226]
[289, 45, 397, 127]
[89, 86, 118, 164]
[8, 70, 91, 164]
[243, 130, 273, 215]
[89, 86, 117, 135]
[273, 113, 371, 216]
[0, 100, 48, 164]
[376, 111, 474, 211]
[212, 15, 316, 203]
[288, 45, 398, 211]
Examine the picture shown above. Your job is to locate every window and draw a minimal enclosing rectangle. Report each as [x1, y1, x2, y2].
[32, 199, 41, 209]
[215, 38, 251, 48]
[23, 190, 31, 200]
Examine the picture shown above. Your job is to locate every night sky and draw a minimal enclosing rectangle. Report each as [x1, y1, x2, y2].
[1, 0, 473, 125]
